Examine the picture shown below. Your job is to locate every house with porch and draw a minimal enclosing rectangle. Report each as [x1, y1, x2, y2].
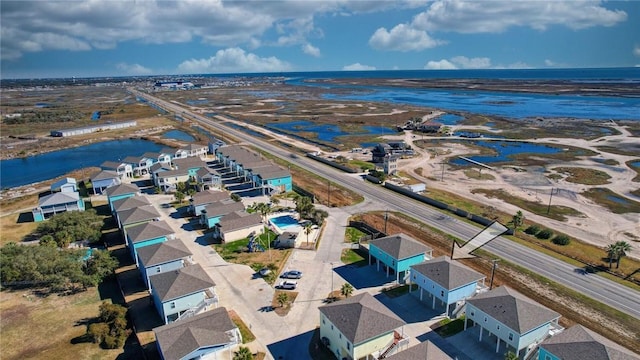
[409, 256, 486, 317]
[385, 340, 453, 360]
[253, 164, 292, 195]
[199, 199, 245, 229]
[464, 286, 562, 359]
[90, 170, 121, 194]
[137, 239, 193, 291]
[319, 292, 409, 360]
[181, 143, 209, 158]
[368, 233, 433, 284]
[51, 177, 78, 193]
[105, 183, 140, 211]
[101, 161, 133, 178]
[195, 167, 222, 191]
[154, 307, 241, 360]
[126, 220, 175, 266]
[123, 155, 155, 176]
[212, 210, 263, 244]
[116, 204, 161, 238]
[32, 191, 85, 222]
[150, 264, 218, 324]
[144, 151, 172, 165]
[161, 147, 188, 160]
[172, 157, 207, 176]
[537, 324, 640, 360]
[189, 190, 230, 216]
[155, 168, 190, 193]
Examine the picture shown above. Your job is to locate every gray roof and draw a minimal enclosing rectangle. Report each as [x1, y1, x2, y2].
[122, 155, 142, 164]
[319, 292, 405, 344]
[137, 239, 192, 268]
[172, 157, 206, 169]
[126, 220, 174, 243]
[118, 205, 161, 226]
[410, 256, 485, 290]
[191, 190, 230, 207]
[91, 170, 119, 181]
[218, 211, 262, 232]
[385, 341, 453, 360]
[150, 264, 215, 302]
[369, 233, 432, 260]
[112, 195, 151, 213]
[466, 286, 560, 334]
[181, 143, 208, 151]
[105, 183, 139, 197]
[150, 162, 170, 173]
[38, 191, 79, 207]
[51, 177, 76, 191]
[196, 167, 221, 178]
[101, 160, 123, 170]
[154, 307, 236, 360]
[253, 164, 290, 180]
[539, 325, 640, 360]
[202, 199, 244, 218]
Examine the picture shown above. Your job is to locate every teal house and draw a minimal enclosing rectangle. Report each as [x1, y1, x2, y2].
[105, 183, 140, 211]
[538, 325, 640, 360]
[410, 256, 486, 317]
[253, 164, 292, 195]
[137, 240, 193, 291]
[199, 199, 244, 229]
[368, 233, 432, 284]
[150, 264, 218, 324]
[32, 192, 85, 222]
[126, 220, 175, 266]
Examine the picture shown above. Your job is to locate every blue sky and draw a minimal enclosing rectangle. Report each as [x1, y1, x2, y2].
[1, 0, 639, 79]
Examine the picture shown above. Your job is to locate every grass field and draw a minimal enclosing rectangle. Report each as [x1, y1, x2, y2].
[0, 288, 122, 360]
[551, 167, 611, 185]
[471, 188, 584, 221]
[340, 248, 368, 267]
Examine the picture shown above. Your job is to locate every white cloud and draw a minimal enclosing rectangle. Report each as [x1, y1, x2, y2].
[544, 59, 557, 67]
[424, 59, 457, 70]
[177, 48, 291, 74]
[425, 56, 491, 70]
[369, 24, 442, 51]
[116, 63, 153, 75]
[343, 63, 376, 71]
[412, 0, 627, 33]
[302, 43, 321, 57]
[634, 44, 640, 58]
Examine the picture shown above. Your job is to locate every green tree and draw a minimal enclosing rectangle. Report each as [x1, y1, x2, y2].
[174, 190, 186, 204]
[87, 322, 110, 344]
[310, 209, 328, 225]
[233, 346, 254, 360]
[255, 202, 273, 256]
[504, 351, 518, 360]
[277, 292, 289, 308]
[510, 211, 524, 235]
[605, 243, 617, 269]
[613, 241, 632, 269]
[341, 283, 354, 298]
[304, 223, 313, 246]
[294, 196, 314, 219]
[36, 210, 103, 248]
[84, 250, 118, 286]
[39, 234, 57, 247]
[87, 302, 130, 349]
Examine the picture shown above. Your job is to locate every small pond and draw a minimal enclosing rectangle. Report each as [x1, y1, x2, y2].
[449, 140, 562, 166]
[163, 130, 195, 142]
[268, 120, 395, 143]
[437, 114, 465, 125]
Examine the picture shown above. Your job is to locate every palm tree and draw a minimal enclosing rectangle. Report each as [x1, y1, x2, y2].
[613, 241, 632, 269]
[255, 202, 273, 259]
[605, 243, 617, 269]
[277, 292, 289, 308]
[510, 211, 524, 235]
[233, 346, 253, 360]
[304, 223, 313, 246]
[341, 283, 354, 298]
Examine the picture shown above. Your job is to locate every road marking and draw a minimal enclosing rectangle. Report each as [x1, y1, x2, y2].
[451, 221, 509, 259]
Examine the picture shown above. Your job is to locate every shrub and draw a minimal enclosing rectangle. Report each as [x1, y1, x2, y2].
[536, 229, 554, 240]
[524, 225, 541, 235]
[552, 234, 571, 245]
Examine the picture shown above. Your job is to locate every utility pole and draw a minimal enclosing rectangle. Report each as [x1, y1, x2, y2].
[547, 188, 555, 214]
[441, 162, 446, 182]
[384, 210, 389, 235]
[490, 259, 500, 290]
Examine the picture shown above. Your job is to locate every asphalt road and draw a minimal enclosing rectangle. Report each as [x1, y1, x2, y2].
[130, 89, 640, 321]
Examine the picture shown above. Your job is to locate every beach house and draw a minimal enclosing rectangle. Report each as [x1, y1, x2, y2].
[199, 199, 245, 229]
[368, 233, 433, 284]
[385, 340, 453, 360]
[32, 191, 85, 222]
[149, 264, 218, 324]
[125, 220, 175, 266]
[137, 239, 193, 291]
[212, 210, 263, 244]
[188, 190, 230, 216]
[410, 256, 486, 317]
[105, 183, 140, 211]
[101, 161, 133, 178]
[537, 324, 640, 360]
[153, 307, 241, 360]
[90, 170, 121, 194]
[319, 292, 408, 360]
[464, 286, 562, 358]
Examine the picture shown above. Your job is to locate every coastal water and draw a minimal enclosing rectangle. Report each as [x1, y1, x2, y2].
[163, 130, 195, 142]
[268, 120, 396, 143]
[0, 139, 163, 189]
[448, 140, 562, 166]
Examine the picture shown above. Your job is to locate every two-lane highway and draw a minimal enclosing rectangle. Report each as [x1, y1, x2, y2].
[131, 88, 640, 320]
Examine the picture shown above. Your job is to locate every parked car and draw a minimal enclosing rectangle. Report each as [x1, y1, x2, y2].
[259, 268, 271, 276]
[276, 280, 297, 290]
[281, 270, 303, 279]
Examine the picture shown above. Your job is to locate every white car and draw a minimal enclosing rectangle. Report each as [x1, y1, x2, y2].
[277, 280, 297, 290]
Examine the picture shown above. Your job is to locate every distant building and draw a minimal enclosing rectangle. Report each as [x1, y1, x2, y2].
[50, 120, 136, 137]
[383, 154, 399, 175]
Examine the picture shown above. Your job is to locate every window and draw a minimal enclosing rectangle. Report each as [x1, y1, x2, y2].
[339, 334, 342, 339]
[544, 356, 551, 360]
[331, 325, 333, 330]
[497, 325, 500, 330]
[156, 267, 161, 273]
[322, 319, 325, 324]
[470, 311, 475, 316]
[440, 290, 444, 297]
[484, 317, 487, 322]
[170, 302, 176, 309]
[509, 333, 514, 341]
[347, 342, 350, 350]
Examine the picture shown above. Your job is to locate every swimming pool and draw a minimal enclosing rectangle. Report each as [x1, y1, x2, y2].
[269, 215, 302, 233]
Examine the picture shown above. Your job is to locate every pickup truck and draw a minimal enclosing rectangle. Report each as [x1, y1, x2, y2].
[277, 280, 297, 290]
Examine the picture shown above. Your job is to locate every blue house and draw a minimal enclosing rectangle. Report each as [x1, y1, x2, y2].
[154, 307, 241, 360]
[252, 164, 292, 195]
[538, 324, 640, 360]
[410, 256, 486, 317]
[196, 167, 223, 192]
[137, 239, 193, 291]
[126, 220, 175, 266]
[105, 183, 140, 211]
[199, 199, 245, 229]
[32, 191, 85, 222]
[50, 177, 77, 193]
[368, 233, 433, 284]
[464, 286, 562, 359]
[149, 264, 218, 324]
[90, 170, 121, 194]
[189, 190, 230, 216]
